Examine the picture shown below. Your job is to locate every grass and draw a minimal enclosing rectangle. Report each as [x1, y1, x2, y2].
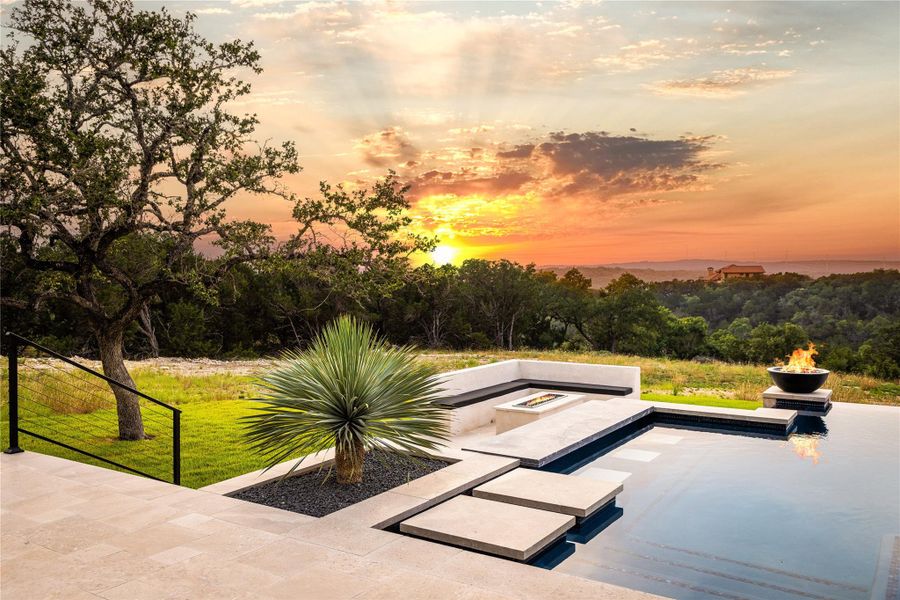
[1, 350, 897, 489]
[0, 369, 264, 488]
[639, 392, 761, 411]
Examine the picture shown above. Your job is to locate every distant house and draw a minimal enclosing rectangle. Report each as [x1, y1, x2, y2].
[706, 264, 765, 282]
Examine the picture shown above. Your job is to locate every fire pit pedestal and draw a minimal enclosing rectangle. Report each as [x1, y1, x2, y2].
[762, 386, 832, 416]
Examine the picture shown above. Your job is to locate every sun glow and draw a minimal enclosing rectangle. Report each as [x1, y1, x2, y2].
[430, 244, 459, 265]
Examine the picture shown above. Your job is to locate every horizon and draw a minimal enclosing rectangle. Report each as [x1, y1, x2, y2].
[31, 0, 900, 265]
[541, 257, 900, 267]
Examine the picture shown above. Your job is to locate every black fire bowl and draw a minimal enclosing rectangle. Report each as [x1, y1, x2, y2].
[767, 367, 830, 394]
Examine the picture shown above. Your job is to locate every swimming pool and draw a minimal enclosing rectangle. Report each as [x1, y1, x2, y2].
[547, 402, 900, 600]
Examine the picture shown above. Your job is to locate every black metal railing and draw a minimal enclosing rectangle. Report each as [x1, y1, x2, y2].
[3, 332, 181, 485]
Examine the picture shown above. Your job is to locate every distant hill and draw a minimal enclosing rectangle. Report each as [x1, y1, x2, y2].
[542, 260, 900, 288]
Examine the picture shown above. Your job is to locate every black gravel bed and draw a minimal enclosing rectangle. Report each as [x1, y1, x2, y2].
[230, 452, 449, 517]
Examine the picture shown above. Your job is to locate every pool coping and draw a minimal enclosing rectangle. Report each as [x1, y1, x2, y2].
[463, 398, 798, 467]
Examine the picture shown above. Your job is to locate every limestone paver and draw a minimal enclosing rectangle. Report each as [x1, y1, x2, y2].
[390, 451, 519, 501]
[24, 515, 123, 554]
[1, 451, 666, 600]
[323, 489, 429, 529]
[356, 568, 517, 600]
[647, 401, 796, 425]
[207, 499, 315, 533]
[236, 537, 354, 576]
[435, 549, 662, 600]
[473, 468, 622, 518]
[326, 451, 520, 529]
[260, 563, 375, 600]
[148, 545, 204, 565]
[284, 515, 400, 556]
[365, 535, 464, 572]
[97, 503, 181, 533]
[181, 520, 283, 560]
[762, 386, 833, 402]
[198, 448, 335, 495]
[400, 495, 575, 561]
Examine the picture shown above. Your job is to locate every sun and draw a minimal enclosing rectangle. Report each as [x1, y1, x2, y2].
[430, 244, 459, 266]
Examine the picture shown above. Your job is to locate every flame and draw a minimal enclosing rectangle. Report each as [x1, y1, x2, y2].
[781, 342, 819, 373]
[787, 436, 821, 464]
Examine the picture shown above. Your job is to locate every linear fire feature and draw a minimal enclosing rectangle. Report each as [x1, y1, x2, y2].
[494, 391, 585, 434]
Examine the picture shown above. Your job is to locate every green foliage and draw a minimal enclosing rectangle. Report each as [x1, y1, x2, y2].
[745, 322, 809, 364]
[640, 392, 761, 411]
[162, 301, 219, 358]
[7, 255, 900, 378]
[242, 316, 450, 482]
[1, 0, 300, 337]
[857, 320, 900, 379]
[662, 315, 709, 359]
[455, 259, 540, 349]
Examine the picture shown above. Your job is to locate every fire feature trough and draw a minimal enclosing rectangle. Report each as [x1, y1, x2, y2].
[494, 391, 585, 434]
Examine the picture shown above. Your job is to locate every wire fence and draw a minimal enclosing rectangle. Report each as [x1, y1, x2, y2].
[3, 332, 181, 484]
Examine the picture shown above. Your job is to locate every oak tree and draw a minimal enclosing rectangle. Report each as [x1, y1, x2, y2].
[1, 0, 299, 439]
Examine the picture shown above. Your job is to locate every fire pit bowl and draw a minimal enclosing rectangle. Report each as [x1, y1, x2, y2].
[767, 366, 829, 394]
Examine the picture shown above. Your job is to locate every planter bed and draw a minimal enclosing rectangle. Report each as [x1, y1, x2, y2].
[231, 451, 449, 517]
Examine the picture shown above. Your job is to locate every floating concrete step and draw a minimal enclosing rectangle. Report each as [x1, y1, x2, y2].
[472, 468, 622, 519]
[463, 399, 653, 467]
[399, 495, 574, 561]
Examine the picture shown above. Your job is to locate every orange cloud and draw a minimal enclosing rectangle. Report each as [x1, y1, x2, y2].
[405, 130, 723, 204]
[649, 67, 796, 97]
[354, 127, 419, 167]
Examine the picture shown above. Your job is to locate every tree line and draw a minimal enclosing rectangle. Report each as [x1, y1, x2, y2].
[5, 246, 899, 379]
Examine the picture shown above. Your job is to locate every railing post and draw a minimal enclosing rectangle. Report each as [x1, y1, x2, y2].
[172, 409, 181, 485]
[5, 333, 23, 454]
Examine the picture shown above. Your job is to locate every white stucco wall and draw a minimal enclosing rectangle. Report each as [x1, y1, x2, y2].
[438, 360, 641, 434]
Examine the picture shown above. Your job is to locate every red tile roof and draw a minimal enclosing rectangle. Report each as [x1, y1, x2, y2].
[719, 264, 765, 274]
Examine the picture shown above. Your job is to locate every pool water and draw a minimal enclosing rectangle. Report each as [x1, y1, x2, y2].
[549, 403, 900, 600]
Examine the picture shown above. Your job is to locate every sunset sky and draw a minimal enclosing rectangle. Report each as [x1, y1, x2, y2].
[124, 2, 900, 263]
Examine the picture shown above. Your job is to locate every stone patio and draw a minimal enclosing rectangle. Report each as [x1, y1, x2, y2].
[0, 451, 664, 599]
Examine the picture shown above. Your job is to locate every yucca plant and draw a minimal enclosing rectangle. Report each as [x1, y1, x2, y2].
[243, 315, 449, 484]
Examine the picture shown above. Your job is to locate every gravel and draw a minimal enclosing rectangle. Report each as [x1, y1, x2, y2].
[230, 452, 449, 517]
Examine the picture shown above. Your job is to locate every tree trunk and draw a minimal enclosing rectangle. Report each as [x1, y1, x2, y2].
[137, 304, 159, 358]
[334, 440, 365, 484]
[97, 329, 146, 441]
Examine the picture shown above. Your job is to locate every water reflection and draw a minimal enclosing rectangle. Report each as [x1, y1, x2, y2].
[785, 416, 828, 464]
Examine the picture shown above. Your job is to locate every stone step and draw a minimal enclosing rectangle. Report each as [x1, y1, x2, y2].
[472, 468, 622, 519]
[399, 495, 575, 561]
[463, 399, 653, 467]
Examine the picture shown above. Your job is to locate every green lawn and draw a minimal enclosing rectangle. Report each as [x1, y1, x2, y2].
[0, 370, 266, 488]
[1, 351, 896, 489]
[639, 392, 761, 410]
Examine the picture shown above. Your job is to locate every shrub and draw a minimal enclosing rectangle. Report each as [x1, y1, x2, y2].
[243, 315, 449, 484]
